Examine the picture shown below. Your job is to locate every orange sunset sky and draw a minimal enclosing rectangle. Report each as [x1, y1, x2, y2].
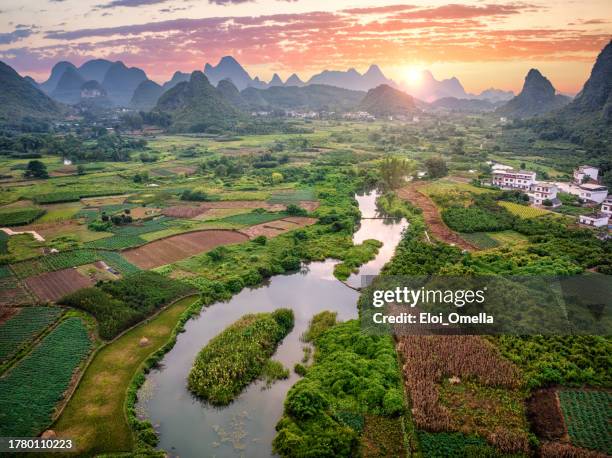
[1, 0, 611, 94]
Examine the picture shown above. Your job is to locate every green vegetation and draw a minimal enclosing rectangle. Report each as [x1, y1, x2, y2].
[0, 317, 92, 436]
[558, 390, 611, 454]
[494, 336, 611, 389]
[333, 239, 383, 280]
[60, 271, 193, 339]
[273, 315, 405, 457]
[458, 232, 500, 249]
[0, 306, 63, 365]
[262, 360, 290, 387]
[188, 309, 294, 405]
[417, 431, 509, 458]
[498, 201, 552, 218]
[219, 210, 289, 226]
[376, 191, 421, 219]
[0, 206, 45, 226]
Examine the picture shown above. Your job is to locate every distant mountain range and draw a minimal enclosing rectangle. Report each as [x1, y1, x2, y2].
[497, 69, 570, 118]
[5, 39, 609, 132]
[32, 55, 516, 110]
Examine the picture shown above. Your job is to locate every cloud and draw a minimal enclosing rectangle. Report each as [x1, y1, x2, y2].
[0, 28, 34, 45]
[96, 0, 170, 9]
[4, 2, 611, 83]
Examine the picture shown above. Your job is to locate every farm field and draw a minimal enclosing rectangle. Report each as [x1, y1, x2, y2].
[0, 306, 63, 365]
[123, 229, 249, 269]
[0, 317, 92, 436]
[499, 201, 553, 218]
[25, 268, 94, 302]
[52, 295, 198, 456]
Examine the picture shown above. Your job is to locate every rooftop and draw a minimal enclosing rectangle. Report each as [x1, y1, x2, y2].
[579, 183, 608, 191]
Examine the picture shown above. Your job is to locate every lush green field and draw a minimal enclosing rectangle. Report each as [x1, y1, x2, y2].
[458, 232, 500, 249]
[0, 206, 45, 226]
[0, 306, 63, 365]
[188, 309, 294, 405]
[0, 317, 92, 436]
[559, 390, 611, 454]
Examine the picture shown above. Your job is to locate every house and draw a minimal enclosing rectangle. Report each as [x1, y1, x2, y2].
[527, 182, 561, 207]
[573, 165, 599, 184]
[492, 169, 537, 190]
[579, 213, 609, 228]
[555, 182, 609, 204]
[601, 196, 612, 216]
[574, 183, 609, 204]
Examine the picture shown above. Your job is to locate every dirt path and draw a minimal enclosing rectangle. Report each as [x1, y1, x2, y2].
[397, 182, 478, 251]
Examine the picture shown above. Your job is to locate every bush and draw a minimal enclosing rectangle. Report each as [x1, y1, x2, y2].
[285, 381, 329, 419]
[286, 204, 307, 216]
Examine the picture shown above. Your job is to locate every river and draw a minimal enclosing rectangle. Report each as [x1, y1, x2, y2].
[136, 190, 407, 457]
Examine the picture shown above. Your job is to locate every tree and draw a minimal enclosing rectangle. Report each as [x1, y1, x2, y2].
[76, 164, 85, 175]
[23, 160, 48, 178]
[451, 138, 465, 155]
[424, 156, 448, 178]
[380, 156, 414, 189]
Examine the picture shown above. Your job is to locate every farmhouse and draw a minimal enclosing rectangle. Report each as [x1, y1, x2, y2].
[526, 182, 561, 207]
[573, 165, 599, 183]
[492, 169, 536, 190]
[601, 196, 612, 216]
[578, 213, 610, 228]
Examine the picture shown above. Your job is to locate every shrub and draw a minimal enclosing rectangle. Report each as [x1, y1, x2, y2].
[285, 380, 329, 419]
[286, 204, 307, 216]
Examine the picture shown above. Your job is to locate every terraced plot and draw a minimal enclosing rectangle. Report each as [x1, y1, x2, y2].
[0, 306, 63, 363]
[0, 317, 92, 436]
[123, 229, 249, 269]
[25, 268, 94, 302]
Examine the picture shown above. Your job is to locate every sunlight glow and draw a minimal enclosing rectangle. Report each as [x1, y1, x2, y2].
[404, 66, 423, 86]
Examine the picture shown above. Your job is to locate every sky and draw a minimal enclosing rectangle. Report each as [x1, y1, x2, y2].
[1, 0, 611, 94]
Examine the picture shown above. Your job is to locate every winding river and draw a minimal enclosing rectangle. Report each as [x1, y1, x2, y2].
[136, 190, 407, 457]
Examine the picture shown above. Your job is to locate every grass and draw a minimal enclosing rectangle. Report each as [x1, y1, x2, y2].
[218, 210, 288, 226]
[0, 207, 45, 226]
[52, 295, 198, 456]
[487, 230, 529, 247]
[498, 201, 552, 218]
[420, 179, 493, 197]
[36, 203, 82, 223]
[459, 232, 500, 249]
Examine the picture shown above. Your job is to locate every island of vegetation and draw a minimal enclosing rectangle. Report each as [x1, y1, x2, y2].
[188, 308, 294, 405]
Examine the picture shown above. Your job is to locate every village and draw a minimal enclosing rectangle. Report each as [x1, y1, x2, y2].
[489, 163, 611, 230]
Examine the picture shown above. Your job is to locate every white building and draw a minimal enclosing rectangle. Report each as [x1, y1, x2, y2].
[555, 182, 609, 204]
[601, 197, 612, 216]
[579, 213, 609, 228]
[573, 165, 599, 184]
[492, 169, 537, 190]
[527, 182, 561, 207]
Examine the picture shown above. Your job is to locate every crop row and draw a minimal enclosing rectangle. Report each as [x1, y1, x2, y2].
[0, 317, 92, 436]
[85, 235, 145, 250]
[0, 207, 45, 226]
[559, 390, 611, 454]
[0, 307, 63, 363]
[10, 250, 100, 278]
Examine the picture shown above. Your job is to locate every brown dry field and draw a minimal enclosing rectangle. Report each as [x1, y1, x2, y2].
[26, 268, 94, 302]
[80, 195, 129, 206]
[129, 207, 161, 219]
[397, 182, 477, 251]
[123, 229, 249, 269]
[240, 217, 317, 238]
[163, 200, 319, 219]
[527, 388, 567, 441]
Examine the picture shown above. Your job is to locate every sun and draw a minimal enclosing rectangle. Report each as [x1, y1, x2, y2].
[404, 67, 423, 86]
